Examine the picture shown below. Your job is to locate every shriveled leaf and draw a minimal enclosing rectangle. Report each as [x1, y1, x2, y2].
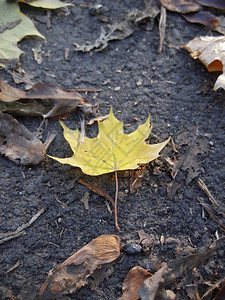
[185, 36, 225, 90]
[182, 11, 219, 30]
[136, 237, 225, 299]
[119, 266, 152, 300]
[0, 1, 44, 68]
[0, 112, 45, 165]
[74, 4, 160, 52]
[159, 0, 202, 14]
[39, 234, 120, 297]
[49, 108, 170, 176]
[0, 79, 85, 118]
[0, 101, 49, 117]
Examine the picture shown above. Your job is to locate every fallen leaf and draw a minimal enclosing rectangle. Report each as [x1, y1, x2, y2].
[0, 0, 72, 68]
[129, 165, 146, 193]
[0, 112, 45, 165]
[159, 0, 202, 14]
[74, 4, 160, 52]
[0, 79, 85, 118]
[182, 11, 219, 30]
[0, 1, 44, 68]
[80, 191, 90, 210]
[38, 234, 120, 297]
[119, 266, 152, 300]
[49, 107, 170, 176]
[136, 237, 225, 299]
[19, 0, 73, 9]
[185, 36, 225, 90]
[49, 107, 169, 229]
[138, 229, 155, 253]
[196, 0, 225, 10]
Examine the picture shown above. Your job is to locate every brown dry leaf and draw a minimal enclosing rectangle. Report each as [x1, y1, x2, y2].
[136, 237, 225, 299]
[119, 266, 152, 300]
[185, 36, 225, 90]
[129, 165, 146, 193]
[0, 112, 45, 165]
[39, 235, 120, 297]
[159, 0, 202, 14]
[183, 11, 219, 30]
[138, 229, 155, 253]
[0, 79, 86, 118]
[196, 0, 225, 10]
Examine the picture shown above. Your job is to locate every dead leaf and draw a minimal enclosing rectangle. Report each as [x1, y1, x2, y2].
[0, 79, 86, 118]
[130, 165, 146, 193]
[80, 192, 89, 210]
[74, 4, 160, 52]
[182, 11, 219, 30]
[136, 237, 225, 299]
[138, 229, 155, 253]
[119, 266, 152, 300]
[0, 112, 45, 165]
[167, 126, 209, 199]
[196, 0, 225, 10]
[159, 0, 202, 14]
[39, 235, 120, 297]
[185, 36, 225, 90]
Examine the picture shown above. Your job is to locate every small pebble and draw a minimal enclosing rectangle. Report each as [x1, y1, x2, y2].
[125, 241, 142, 254]
[114, 86, 121, 91]
[209, 141, 214, 146]
[57, 217, 63, 223]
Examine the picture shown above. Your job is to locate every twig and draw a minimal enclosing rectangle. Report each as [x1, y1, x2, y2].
[0, 207, 45, 245]
[201, 275, 225, 299]
[78, 178, 114, 206]
[44, 133, 56, 151]
[198, 178, 218, 206]
[5, 260, 20, 274]
[158, 6, 167, 53]
[65, 88, 102, 92]
[197, 198, 225, 230]
[114, 171, 120, 231]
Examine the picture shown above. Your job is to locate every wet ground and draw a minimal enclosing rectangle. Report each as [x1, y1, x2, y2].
[0, 1, 224, 299]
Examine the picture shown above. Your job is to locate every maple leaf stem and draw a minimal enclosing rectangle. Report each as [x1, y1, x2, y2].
[114, 170, 120, 231]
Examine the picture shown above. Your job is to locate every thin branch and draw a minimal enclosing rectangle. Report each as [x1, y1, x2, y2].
[78, 178, 114, 206]
[0, 207, 45, 245]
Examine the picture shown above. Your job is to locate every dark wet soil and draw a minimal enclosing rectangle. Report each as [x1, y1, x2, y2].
[0, 1, 224, 299]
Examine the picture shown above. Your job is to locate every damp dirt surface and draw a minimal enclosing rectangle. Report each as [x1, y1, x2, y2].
[0, 1, 225, 299]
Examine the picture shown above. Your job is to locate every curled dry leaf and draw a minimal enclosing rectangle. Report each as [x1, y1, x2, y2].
[0, 79, 85, 118]
[39, 235, 120, 297]
[185, 36, 225, 90]
[0, 112, 45, 165]
[119, 266, 152, 300]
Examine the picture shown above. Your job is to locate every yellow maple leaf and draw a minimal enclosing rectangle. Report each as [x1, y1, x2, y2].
[49, 108, 170, 230]
[50, 108, 170, 176]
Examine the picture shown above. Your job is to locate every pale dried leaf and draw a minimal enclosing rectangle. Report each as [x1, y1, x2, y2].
[185, 36, 225, 90]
